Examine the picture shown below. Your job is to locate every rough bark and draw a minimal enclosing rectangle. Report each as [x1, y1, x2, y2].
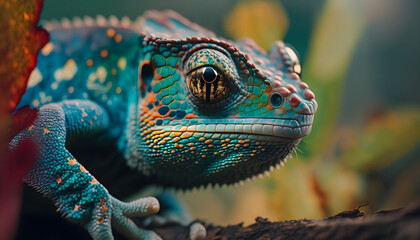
[151, 201, 420, 240]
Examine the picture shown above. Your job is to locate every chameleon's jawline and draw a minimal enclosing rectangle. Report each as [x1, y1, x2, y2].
[154, 123, 313, 140]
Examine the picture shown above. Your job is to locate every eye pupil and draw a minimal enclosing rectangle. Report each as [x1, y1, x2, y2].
[186, 66, 229, 104]
[202, 67, 217, 83]
[270, 92, 283, 108]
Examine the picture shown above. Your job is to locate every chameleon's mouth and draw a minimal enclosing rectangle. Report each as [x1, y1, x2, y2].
[153, 116, 314, 141]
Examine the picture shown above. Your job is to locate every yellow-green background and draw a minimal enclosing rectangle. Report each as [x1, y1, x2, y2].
[41, 0, 420, 225]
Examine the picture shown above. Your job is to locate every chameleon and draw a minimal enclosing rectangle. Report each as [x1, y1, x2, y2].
[10, 10, 317, 240]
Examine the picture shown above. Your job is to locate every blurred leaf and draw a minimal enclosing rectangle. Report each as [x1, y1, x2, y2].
[302, 0, 366, 159]
[386, 158, 420, 208]
[0, 0, 47, 239]
[263, 160, 325, 220]
[0, 0, 48, 116]
[314, 160, 362, 215]
[224, 0, 288, 50]
[339, 108, 420, 173]
[0, 0, 48, 160]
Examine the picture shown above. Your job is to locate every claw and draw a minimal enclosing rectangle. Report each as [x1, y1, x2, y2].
[111, 196, 162, 240]
[84, 196, 162, 240]
[189, 222, 206, 240]
[115, 196, 160, 217]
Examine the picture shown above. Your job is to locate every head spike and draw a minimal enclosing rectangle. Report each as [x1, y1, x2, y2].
[96, 15, 107, 27]
[72, 16, 83, 27]
[83, 16, 95, 27]
[121, 16, 131, 28]
[61, 18, 71, 28]
[43, 19, 60, 31]
[109, 15, 119, 27]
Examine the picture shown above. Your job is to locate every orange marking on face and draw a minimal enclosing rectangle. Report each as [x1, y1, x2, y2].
[43, 128, 50, 134]
[97, 218, 104, 224]
[151, 112, 162, 118]
[86, 59, 93, 66]
[67, 158, 77, 165]
[100, 199, 105, 204]
[185, 113, 196, 119]
[116, 87, 121, 94]
[111, 69, 117, 75]
[56, 177, 62, 184]
[28, 125, 35, 130]
[73, 205, 82, 211]
[89, 178, 99, 184]
[100, 50, 108, 58]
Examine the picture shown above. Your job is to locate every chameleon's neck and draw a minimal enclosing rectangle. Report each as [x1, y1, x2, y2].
[121, 101, 148, 172]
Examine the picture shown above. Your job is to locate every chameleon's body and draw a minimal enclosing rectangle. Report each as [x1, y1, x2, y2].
[12, 11, 316, 240]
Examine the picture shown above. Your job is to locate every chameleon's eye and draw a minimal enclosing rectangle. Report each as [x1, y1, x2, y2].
[186, 66, 229, 103]
[285, 46, 301, 75]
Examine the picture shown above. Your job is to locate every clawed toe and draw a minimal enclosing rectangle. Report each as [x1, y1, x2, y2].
[189, 222, 206, 240]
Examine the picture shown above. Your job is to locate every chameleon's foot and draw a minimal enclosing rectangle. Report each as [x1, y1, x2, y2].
[86, 196, 161, 240]
[144, 216, 206, 240]
[142, 192, 206, 240]
[189, 222, 206, 240]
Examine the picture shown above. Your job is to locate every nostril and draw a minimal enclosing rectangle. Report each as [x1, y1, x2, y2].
[269, 92, 283, 108]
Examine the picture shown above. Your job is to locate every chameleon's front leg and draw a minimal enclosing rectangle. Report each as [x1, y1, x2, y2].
[10, 100, 160, 240]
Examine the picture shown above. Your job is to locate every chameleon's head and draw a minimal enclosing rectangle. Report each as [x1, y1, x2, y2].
[127, 11, 317, 188]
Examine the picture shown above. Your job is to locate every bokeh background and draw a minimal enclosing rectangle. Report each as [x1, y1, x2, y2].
[40, 0, 420, 225]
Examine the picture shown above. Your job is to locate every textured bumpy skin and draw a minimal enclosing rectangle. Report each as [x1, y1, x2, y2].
[11, 10, 316, 240]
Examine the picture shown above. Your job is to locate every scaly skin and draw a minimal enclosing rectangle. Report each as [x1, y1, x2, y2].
[11, 10, 317, 240]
